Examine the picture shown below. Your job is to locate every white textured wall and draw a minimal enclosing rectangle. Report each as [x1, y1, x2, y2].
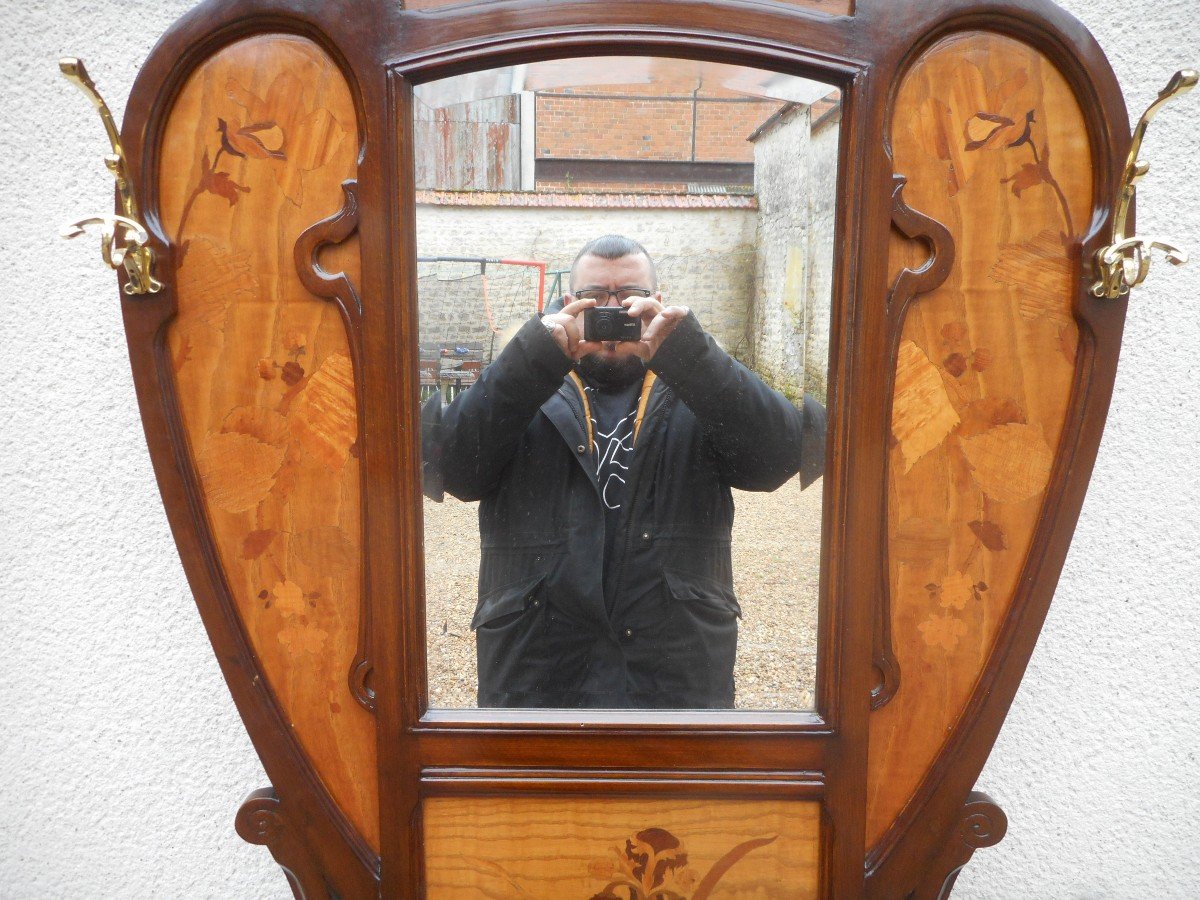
[2, 1, 1196, 896]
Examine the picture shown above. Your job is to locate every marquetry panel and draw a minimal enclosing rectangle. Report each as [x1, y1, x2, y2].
[423, 796, 820, 897]
[158, 35, 377, 848]
[868, 32, 1092, 846]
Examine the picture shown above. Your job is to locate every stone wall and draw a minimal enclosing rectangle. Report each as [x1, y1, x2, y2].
[746, 103, 839, 402]
[805, 114, 840, 400]
[415, 199, 759, 354]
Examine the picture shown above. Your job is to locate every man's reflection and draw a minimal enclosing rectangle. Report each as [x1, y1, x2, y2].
[422, 235, 825, 708]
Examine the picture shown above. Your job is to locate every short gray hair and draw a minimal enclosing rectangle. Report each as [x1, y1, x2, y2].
[569, 235, 657, 290]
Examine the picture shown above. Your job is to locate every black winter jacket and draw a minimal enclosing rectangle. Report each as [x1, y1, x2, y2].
[422, 313, 825, 708]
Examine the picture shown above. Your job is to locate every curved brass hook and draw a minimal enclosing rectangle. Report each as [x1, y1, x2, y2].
[59, 57, 161, 295]
[1093, 69, 1197, 299]
[61, 214, 163, 295]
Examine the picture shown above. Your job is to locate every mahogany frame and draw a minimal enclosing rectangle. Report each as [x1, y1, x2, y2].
[115, 1, 1130, 896]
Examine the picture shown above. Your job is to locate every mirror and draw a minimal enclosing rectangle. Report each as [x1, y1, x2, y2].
[414, 57, 839, 710]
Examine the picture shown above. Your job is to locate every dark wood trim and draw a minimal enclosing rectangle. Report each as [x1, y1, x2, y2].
[235, 787, 331, 900]
[379, 67, 427, 898]
[870, 172, 958, 715]
[420, 768, 825, 799]
[886, 174, 957, 320]
[388, 24, 868, 87]
[910, 791, 1008, 900]
[295, 179, 364, 316]
[817, 54, 888, 900]
[414, 730, 829, 772]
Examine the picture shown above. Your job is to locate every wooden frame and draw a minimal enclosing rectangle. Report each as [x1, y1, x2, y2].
[112, 1, 1130, 896]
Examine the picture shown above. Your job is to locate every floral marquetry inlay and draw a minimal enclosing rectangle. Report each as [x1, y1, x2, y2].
[423, 797, 819, 898]
[868, 30, 1093, 849]
[159, 34, 376, 850]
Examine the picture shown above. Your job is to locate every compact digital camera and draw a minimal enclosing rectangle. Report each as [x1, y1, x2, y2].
[583, 307, 642, 342]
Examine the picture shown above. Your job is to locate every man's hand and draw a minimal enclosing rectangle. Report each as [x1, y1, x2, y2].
[544, 294, 691, 362]
[542, 296, 597, 360]
[602, 295, 690, 362]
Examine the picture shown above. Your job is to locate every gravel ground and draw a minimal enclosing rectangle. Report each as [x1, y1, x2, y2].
[424, 476, 823, 710]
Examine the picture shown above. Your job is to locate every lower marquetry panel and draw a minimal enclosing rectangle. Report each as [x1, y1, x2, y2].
[423, 797, 820, 898]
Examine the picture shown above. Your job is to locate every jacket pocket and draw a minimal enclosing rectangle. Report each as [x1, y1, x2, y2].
[471, 572, 547, 631]
[663, 568, 742, 619]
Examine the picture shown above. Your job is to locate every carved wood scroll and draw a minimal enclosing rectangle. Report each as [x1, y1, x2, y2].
[875, 174, 957, 711]
[236, 787, 334, 900]
[293, 180, 374, 713]
[912, 791, 1008, 899]
[869, 29, 1092, 857]
[158, 34, 378, 850]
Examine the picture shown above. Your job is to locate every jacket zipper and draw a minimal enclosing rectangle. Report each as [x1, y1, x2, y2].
[606, 390, 670, 622]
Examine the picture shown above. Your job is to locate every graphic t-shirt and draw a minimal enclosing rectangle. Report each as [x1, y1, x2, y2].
[583, 379, 642, 575]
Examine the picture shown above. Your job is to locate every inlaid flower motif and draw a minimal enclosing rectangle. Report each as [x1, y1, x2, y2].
[173, 67, 349, 250]
[217, 117, 285, 160]
[964, 107, 1035, 152]
[224, 69, 350, 206]
[919, 614, 969, 652]
[588, 827, 776, 900]
[959, 70, 1075, 237]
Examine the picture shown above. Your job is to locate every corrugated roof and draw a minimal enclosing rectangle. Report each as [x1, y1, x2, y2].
[415, 190, 759, 210]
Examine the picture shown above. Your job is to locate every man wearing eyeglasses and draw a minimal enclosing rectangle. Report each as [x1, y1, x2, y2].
[422, 234, 825, 709]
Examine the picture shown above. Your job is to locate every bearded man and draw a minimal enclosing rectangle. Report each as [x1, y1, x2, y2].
[422, 235, 825, 708]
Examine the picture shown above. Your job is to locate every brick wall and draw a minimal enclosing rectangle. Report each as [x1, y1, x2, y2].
[536, 92, 782, 163]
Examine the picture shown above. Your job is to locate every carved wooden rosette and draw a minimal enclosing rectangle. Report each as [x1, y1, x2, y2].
[112, 1, 1130, 896]
[236, 787, 336, 899]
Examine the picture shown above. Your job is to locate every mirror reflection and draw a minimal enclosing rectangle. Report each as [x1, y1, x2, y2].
[415, 58, 839, 710]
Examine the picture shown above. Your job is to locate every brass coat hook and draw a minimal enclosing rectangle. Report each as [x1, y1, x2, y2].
[59, 57, 162, 295]
[1093, 68, 1197, 299]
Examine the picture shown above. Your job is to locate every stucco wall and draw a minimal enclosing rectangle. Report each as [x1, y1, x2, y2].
[3, 1, 1197, 896]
